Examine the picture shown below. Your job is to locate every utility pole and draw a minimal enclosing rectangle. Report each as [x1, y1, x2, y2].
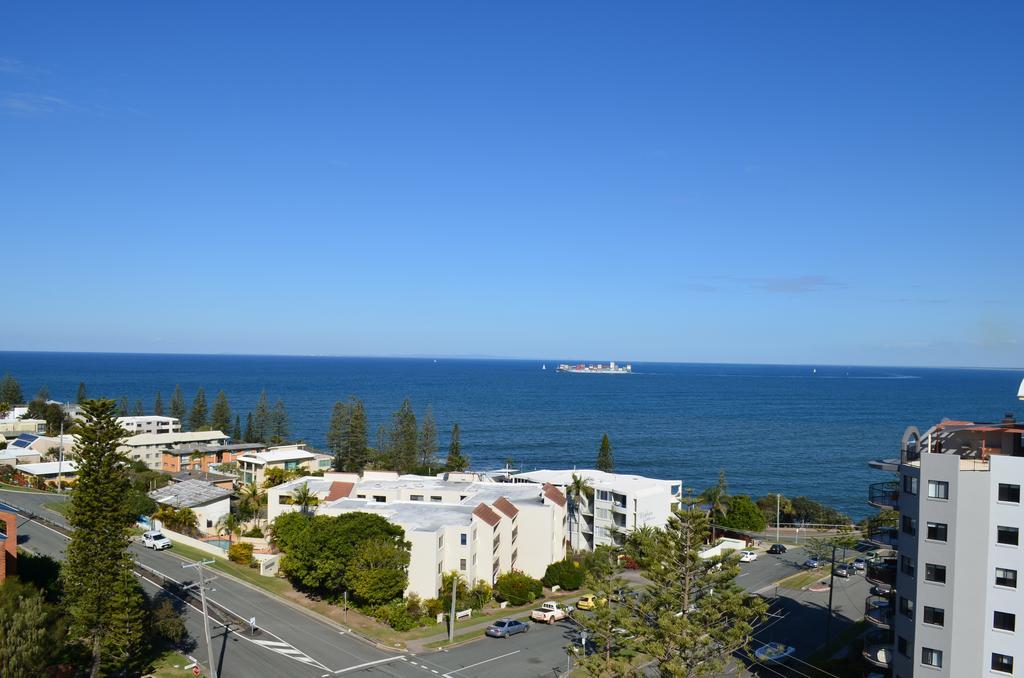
[775, 493, 781, 543]
[824, 543, 836, 650]
[448, 575, 458, 643]
[183, 560, 218, 678]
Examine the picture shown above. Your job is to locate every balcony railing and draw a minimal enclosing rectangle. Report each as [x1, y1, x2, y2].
[868, 481, 899, 510]
[866, 523, 898, 548]
[865, 558, 897, 587]
[864, 596, 893, 629]
[862, 629, 892, 669]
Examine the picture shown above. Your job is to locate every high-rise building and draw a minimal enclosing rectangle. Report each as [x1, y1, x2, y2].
[864, 414, 1022, 677]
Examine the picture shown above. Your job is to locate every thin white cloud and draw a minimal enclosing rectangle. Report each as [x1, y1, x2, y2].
[0, 92, 69, 115]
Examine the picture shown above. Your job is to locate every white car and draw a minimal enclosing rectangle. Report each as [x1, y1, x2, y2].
[739, 550, 758, 563]
[142, 530, 172, 550]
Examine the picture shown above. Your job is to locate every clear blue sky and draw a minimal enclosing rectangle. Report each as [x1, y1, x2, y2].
[2, 3, 1021, 367]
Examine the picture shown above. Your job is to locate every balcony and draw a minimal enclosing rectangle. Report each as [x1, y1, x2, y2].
[868, 458, 900, 473]
[865, 557, 897, 587]
[868, 481, 899, 510]
[864, 596, 893, 629]
[866, 523, 898, 548]
[862, 630, 892, 669]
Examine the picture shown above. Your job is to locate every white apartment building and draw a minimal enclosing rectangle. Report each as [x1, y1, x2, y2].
[120, 430, 229, 470]
[117, 415, 181, 435]
[236, 446, 332, 486]
[864, 415, 1023, 678]
[268, 471, 568, 599]
[512, 469, 682, 550]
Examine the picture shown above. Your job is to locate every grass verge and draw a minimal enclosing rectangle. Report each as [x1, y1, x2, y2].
[43, 501, 68, 517]
[162, 540, 292, 597]
[777, 567, 829, 590]
[145, 649, 196, 677]
[0, 482, 52, 494]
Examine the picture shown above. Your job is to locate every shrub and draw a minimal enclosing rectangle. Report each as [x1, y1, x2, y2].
[493, 570, 543, 606]
[619, 555, 639, 570]
[424, 598, 444, 617]
[228, 542, 255, 566]
[242, 525, 264, 538]
[542, 559, 584, 591]
[466, 580, 492, 610]
[372, 600, 422, 631]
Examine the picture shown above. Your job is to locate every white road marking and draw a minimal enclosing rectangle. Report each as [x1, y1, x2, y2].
[442, 650, 521, 678]
[333, 656, 408, 674]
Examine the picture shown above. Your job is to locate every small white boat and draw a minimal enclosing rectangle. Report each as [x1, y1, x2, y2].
[754, 642, 795, 664]
[542, 364, 546, 370]
[1018, 377, 1024, 400]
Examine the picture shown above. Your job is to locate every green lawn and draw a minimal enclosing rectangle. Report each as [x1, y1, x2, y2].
[146, 649, 196, 677]
[42, 501, 68, 516]
[0, 482, 52, 494]
[163, 540, 292, 597]
[777, 567, 829, 590]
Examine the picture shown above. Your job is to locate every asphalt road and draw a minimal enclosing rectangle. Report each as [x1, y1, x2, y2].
[1, 488, 398, 678]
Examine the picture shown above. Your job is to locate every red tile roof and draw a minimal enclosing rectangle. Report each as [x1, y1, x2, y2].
[542, 483, 566, 507]
[325, 481, 354, 501]
[473, 503, 502, 527]
[492, 496, 519, 518]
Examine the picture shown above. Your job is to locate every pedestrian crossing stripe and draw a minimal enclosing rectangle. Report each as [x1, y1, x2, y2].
[252, 638, 323, 666]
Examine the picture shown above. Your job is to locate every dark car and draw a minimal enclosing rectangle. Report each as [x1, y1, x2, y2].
[767, 544, 787, 554]
[485, 619, 530, 638]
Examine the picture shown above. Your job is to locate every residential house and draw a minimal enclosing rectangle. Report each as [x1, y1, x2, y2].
[236, 446, 331, 486]
[160, 442, 265, 474]
[170, 469, 237, 491]
[149, 479, 233, 535]
[15, 460, 79, 485]
[119, 430, 229, 471]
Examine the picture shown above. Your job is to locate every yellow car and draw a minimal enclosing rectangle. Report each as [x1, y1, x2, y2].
[576, 594, 605, 610]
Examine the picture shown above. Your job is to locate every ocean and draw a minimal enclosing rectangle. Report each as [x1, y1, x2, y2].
[2, 351, 1021, 518]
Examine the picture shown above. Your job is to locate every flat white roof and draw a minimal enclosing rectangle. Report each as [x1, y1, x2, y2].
[124, 431, 228, 447]
[16, 460, 79, 476]
[238, 448, 316, 465]
[513, 469, 680, 494]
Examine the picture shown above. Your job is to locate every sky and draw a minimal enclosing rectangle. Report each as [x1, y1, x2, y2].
[1, 3, 1022, 367]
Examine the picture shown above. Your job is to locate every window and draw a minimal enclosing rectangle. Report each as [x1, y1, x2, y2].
[924, 563, 946, 583]
[596, 508, 609, 519]
[438, 535, 444, 548]
[671, 484, 680, 495]
[459, 558, 467, 571]
[903, 475, 918, 495]
[992, 654, 1014, 674]
[356, 494, 365, 499]
[993, 611, 1016, 632]
[997, 526, 1019, 546]
[922, 606, 944, 626]
[927, 480, 949, 499]
[460, 533, 467, 546]
[373, 495, 386, 503]
[437, 562, 442, 574]
[926, 522, 948, 542]
[411, 494, 423, 501]
[901, 555, 915, 576]
[899, 596, 914, 619]
[897, 636, 910, 658]
[430, 495, 442, 503]
[597, 490, 610, 501]
[996, 568, 1017, 588]
[902, 516, 917, 536]
[999, 483, 1021, 503]
[921, 647, 942, 668]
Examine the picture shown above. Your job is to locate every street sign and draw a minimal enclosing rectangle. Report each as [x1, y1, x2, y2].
[192, 666, 201, 677]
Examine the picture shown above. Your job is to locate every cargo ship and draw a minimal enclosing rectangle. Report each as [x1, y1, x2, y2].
[556, 361, 632, 374]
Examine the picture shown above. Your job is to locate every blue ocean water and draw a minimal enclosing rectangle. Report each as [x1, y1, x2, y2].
[2, 351, 1022, 518]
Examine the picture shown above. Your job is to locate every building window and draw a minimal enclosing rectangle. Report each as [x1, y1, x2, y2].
[411, 494, 423, 501]
[921, 647, 942, 668]
[925, 522, 947, 542]
[438, 535, 444, 548]
[460, 533, 467, 546]
[992, 654, 1014, 674]
[899, 597, 914, 619]
[902, 516, 917, 536]
[596, 508, 609, 519]
[996, 568, 1018, 588]
[997, 526, 1019, 546]
[437, 562, 442, 574]
[993, 611, 1016, 632]
[901, 555, 915, 576]
[373, 495, 386, 503]
[922, 606, 944, 626]
[459, 558, 467, 571]
[999, 483, 1021, 503]
[927, 480, 949, 500]
[597, 490, 610, 501]
[430, 496, 442, 503]
[924, 563, 946, 583]
[903, 475, 918, 495]
[897, 635, 909, 658]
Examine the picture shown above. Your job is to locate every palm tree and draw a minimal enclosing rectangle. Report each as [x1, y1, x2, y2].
[217, 513, 241, 544]
[291, 483, 315, 515]
[188, 449, 204, 471]
[239, 482, 266, 527]
[566, 473, 594, 552]
[700, 470, 730, 540]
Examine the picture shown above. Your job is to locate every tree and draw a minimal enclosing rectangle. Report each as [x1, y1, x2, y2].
[624, 525, 662, 570]
[631, 500, 767, 677]
[251, 390, 270, 443]
[493, 570, 543, 606]
[345, 537, 411, 606]
[153, 391, 164, 416]
[188, 387, 208, 431]
[804, 537, 833, 562]
[700, 470, 730, 538]
[76, 382, 88, 404]
[719, 495, 767, 533]
[345, 398, 369, 472]
[327, 400, 351, 469]
[291, 483, 316, 514]
[445, 423, 469, 471]
[269, 511, 312, 553]
[387, 398, 417, 472]
[0, 374, 23, 404]
[263, 467, 294, 488]
[232, 414, 241, 441]
[269, 399, 289, 443]
[244, 412, 254, 442]
[132, 399, 144, 416]
[216, 513, 242, 544]
[210, 390, 231, 433]
[566, 473, 593, 551]
[572, 575, 637, 677]
[596, 433, 614, 472]
[542, 558, 584, 590]
[169, 385, 186, 423]
[61, 399, 148, 676]
[418, 405, 438, 469]
[756, 494, 794, 527]
[239, 482, 266, 525]
[0, 577, 64, 677]
[118, 396, 130, 417]
[35, 385, 49, 402]
[24, 400, 72, 437]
